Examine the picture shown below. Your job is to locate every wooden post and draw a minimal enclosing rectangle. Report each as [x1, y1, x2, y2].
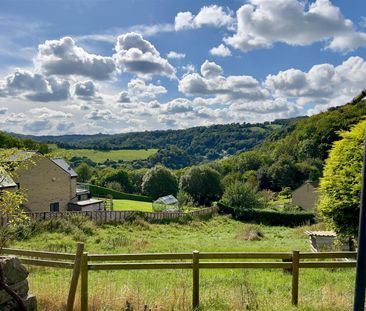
[192, 250, 200, 309]
[80, 252, 89, 311]
[292, 250, 300, 306]
[66, 242, 85, 311]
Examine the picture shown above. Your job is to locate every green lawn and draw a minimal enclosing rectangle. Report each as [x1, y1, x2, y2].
[49, 146, 158, 163]
[112, 199, 153, 212]
[12, 216, 355, 311]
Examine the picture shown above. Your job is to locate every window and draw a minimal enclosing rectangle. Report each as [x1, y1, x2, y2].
[50, 202, 60, 212]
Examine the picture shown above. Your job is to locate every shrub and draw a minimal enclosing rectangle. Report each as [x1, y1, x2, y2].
[220, 181, 263, 212]
[317, 120, 366, 237]
[218, 203, 316, 227]
[176, 191, 196, 209]
[105, 181, 123, 192]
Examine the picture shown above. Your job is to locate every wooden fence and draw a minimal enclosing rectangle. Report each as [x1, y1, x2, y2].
[0, 244, 357, 310]
[0, 207, 218, 226]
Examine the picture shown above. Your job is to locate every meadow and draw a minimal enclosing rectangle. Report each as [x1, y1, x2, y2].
[49, 145, 158, 163]
[11, 215, 355, 311]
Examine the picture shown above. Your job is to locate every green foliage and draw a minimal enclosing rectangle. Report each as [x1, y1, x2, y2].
[88, 183, 152, 202]
[0, 132, 49, 153]
[220, 100, 366, 191]
[75, 163, 92, 182]
[141, 165, 178, 199]
[220, 181, 263, 211]
[100, 168, 132, 192]
[105, 181, 123, 192]
[40, 122, 280, 162]
[179, 166, 222, 205]
[176, 190, 196, 208]
[317, 120, 366, 237]
[219, 203, 316, 227]
[146, 145, 195, 169]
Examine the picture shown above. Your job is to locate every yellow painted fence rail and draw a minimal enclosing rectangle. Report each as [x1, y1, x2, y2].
[0, 245, 358, 310]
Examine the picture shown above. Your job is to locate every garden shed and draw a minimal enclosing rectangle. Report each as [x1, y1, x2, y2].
[153, 195, 178, 212]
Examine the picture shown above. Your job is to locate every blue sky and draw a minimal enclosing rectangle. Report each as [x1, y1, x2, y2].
[0, 0, 365, 135]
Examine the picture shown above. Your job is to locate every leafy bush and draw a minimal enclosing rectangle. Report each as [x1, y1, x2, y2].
[317, 120, 366, 237]
[220, 181, 263, 211]
[176, 190, 196, 209]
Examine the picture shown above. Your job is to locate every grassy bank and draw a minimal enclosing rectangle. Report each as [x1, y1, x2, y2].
[12, 216, 354, 310]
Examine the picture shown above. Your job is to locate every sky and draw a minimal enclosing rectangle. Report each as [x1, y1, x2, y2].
[0, 0, 366, 135]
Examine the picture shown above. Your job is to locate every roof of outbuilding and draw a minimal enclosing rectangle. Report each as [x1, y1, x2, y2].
[51, 158, 77, 177]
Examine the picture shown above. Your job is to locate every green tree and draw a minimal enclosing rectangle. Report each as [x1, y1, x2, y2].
[220, 181, 263, 212]
[179, 166, 222, 205]
[141, 165, 178, 199]
[317, 120, 366, 238]
[100, 168, 132, 192]
[76, 163, 92, 183]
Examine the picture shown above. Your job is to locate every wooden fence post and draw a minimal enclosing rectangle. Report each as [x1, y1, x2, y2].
[66, 242, 84, 311]
[192, 250, 200, 309]
[80, 252, 89, 311]
[292, 250, 300, 306]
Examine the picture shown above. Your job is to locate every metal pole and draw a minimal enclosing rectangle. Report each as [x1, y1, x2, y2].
[353, 136, 366, 311]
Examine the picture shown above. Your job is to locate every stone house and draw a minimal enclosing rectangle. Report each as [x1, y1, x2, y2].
[0, 151, 103, 212]
[292, 180, 319, 211]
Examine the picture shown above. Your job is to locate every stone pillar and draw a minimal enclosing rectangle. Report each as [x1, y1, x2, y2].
[0, 257, 37, 310]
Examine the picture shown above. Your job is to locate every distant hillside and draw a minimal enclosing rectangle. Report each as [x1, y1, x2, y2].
[0, 131, 49, 153]
[219, 100, 366, 191]
[14, 121, 297, 162]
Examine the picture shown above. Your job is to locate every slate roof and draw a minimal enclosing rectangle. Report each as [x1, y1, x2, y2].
[51, 158, 78, 177]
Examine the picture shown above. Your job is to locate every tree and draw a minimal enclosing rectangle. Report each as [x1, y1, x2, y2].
[0, 149, 30, 310]
[76, 163, 92, 183]
[179, 166, 222, 205]
[317, 120, 366, 238]
[220, 181, 263, 212]
[100, 168, 132, 192]
[141, 165, 178, 199]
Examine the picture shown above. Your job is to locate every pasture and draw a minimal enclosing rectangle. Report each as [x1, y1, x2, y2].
[11, 216, 355, 310]
[49, 145, 158, 163]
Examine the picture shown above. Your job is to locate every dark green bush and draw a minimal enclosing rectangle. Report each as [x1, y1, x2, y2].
[218, 203, 316, 227]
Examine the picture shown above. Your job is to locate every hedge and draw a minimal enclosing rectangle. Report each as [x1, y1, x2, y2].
[218, 203, 316, 227]
[87, 184, 153, 202]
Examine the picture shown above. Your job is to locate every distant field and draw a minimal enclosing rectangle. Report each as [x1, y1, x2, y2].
[49, 145, 158, 163]
[112, 199, 153, 212]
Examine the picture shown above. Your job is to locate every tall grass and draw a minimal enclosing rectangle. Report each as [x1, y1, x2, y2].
[13, 216, 355, 310]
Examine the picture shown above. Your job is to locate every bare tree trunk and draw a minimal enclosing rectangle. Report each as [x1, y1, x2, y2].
[0, 262, 27, 311]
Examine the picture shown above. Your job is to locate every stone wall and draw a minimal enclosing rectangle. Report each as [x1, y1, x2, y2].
[0, 257, 36, 310]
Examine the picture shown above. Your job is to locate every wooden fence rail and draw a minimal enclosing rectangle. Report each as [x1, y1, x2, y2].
[0, 245, 358, 310]
[0, 207, 218, 226]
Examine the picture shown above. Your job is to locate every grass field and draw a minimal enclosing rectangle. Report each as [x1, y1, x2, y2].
[49, 145, 158, 163]
[12, 216, 355, 310]
[112, 199, 153, 212]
